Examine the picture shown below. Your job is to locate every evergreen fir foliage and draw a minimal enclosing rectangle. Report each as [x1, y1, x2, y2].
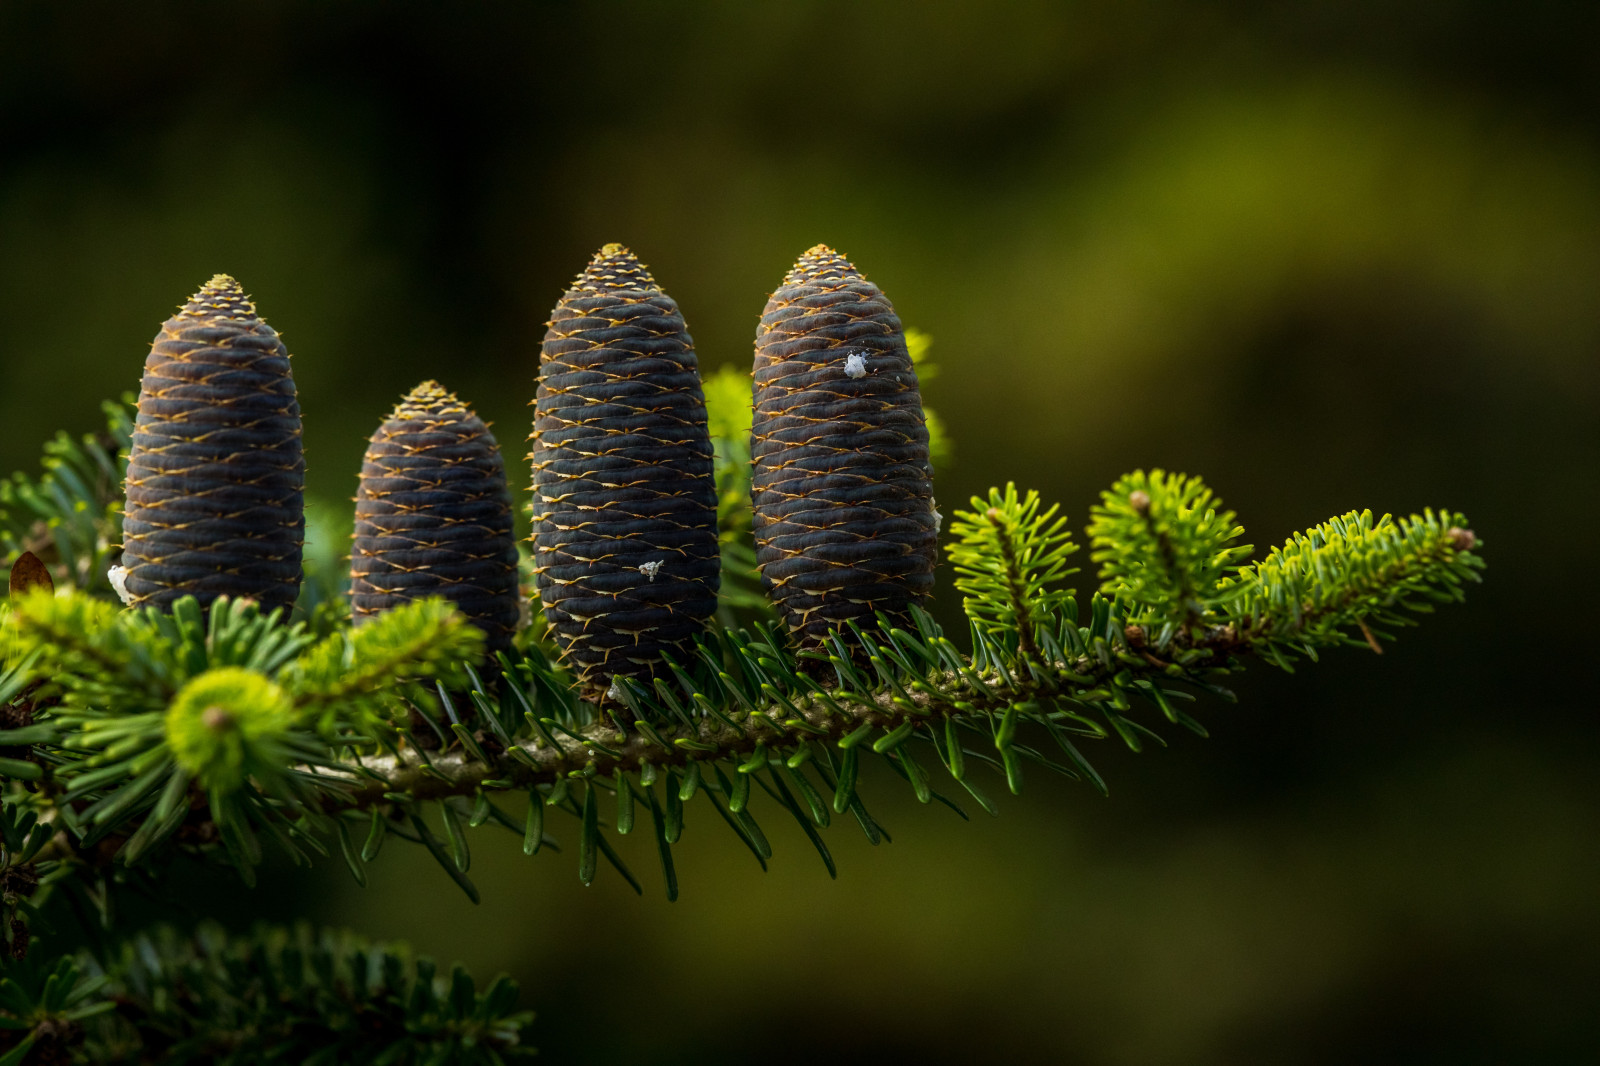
[163, 667, 299, 795]
[3, 588, 483, 892]
[1087, 470, 1252, 640]
[0, 277, 1484, 1061]
[0, 464, 1481, 911]
[1220, 508, 1482, 666]
[0, 399, 132, 599]
[0, 924, 535, 1065]
[947, 484, 1078, 662]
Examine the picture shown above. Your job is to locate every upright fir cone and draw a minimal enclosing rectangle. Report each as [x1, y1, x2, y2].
[118, 275, 304, 614]
[751, 245, 938, 645]
[351, 381, 520, 654]
[532, 244, 719, 698]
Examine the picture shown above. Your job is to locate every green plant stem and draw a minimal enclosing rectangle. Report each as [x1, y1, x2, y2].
[310, 644, 1205, 815]
[1134, 495, 1201, 628]
[985, 507, 1041, 666]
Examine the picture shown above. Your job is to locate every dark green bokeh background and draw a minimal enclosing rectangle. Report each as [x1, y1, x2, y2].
[3, 3, 1596, 1062]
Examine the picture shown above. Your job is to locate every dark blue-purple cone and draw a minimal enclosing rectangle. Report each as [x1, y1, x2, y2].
[750, 245, 937, 645]
[351, 381, 520, 654]
[119, 275, 304, 614]
[531, 244, 719, 698]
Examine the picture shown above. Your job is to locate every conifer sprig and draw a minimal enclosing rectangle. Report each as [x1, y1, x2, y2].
[947, 484, 1078, 662]
[289, 598, 484, 734]
[1, 592, 487, 890]
[1087, 469, 1252, 641]
[0, 502, 1483, 912]
[1220, 508, 1482, 666]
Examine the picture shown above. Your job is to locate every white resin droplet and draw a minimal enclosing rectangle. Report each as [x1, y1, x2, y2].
[639, 560, 664, 581]
[843, 352, 868, 379]
[107, 565, 133, 606]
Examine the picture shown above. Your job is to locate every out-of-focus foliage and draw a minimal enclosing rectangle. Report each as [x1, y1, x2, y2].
[0, 923, 535, 1065]
[703, 365, 765, 620]
[0, 400, 130, 599]
[904, 330, 951, 469]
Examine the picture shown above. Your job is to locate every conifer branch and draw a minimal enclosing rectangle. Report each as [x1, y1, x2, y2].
[0, 275, 1492, 1064]
[298, 602, 1188, 814]
[0, 394, 1483, 983]
[0, 493, 1483, 909]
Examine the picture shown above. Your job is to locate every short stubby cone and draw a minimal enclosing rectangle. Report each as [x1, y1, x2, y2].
[351, 382, 520, 654]
[750, 245, 938, 645]
[531, 244, 719, 698]
[119, 275, 305, 613]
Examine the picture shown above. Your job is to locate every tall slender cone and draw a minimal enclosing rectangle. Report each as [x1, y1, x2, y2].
[750, 245, 938, 645]
[531, 244, 719, 699]
[119, 275, 304, 613]
[351, 382, 520, 654]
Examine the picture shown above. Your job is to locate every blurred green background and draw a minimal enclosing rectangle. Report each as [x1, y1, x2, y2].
[2, 2, 1596, 1062]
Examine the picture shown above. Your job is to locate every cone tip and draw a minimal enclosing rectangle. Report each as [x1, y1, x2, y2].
[395, 379, 469, 418]
[784, 244, 863, 285]
[405, 379, 454, 400]
[569, 243, 659, 293]
[182, 274, 256, 319]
